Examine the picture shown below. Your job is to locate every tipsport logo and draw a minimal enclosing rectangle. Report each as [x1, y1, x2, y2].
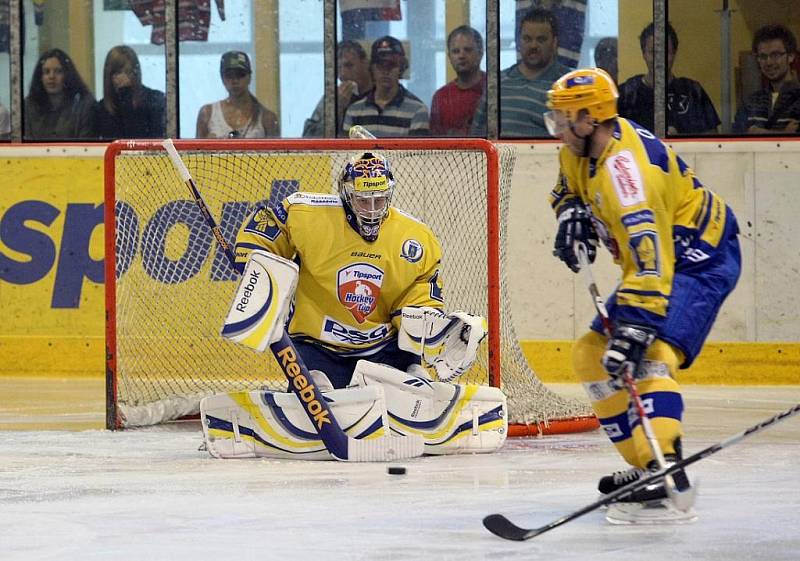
[337, 263, 384, 323]
[0, 198, 257, 309]
[0, 200, 105, 308]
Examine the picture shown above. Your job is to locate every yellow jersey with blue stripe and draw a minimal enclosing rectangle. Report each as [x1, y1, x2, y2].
[234, 192, 444, 356]
[549, 118, 729, 331]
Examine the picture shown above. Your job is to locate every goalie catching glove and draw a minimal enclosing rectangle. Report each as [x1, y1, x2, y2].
[397, 307, 487, 382]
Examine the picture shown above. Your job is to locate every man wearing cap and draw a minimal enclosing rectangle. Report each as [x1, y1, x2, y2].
[196, 51, 279, 138]
[342, 35, 430, 137]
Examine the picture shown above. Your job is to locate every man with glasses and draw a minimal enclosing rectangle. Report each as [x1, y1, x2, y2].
[734, 24, 800, 134]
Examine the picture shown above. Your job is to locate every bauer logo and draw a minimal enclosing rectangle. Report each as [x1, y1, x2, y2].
[337, 263, 384, 323]
[400, 239, 423, 263]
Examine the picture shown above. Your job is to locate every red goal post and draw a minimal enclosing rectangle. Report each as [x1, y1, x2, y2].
[104, 138, 596, 435]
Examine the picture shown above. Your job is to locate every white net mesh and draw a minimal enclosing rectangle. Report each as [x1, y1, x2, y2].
[107, 140, 591, 429]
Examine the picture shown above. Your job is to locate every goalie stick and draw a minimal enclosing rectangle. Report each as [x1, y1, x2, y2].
[574, 241, 696, 512]
[483, 402, 800, 541]
[161, 138, 423, 462]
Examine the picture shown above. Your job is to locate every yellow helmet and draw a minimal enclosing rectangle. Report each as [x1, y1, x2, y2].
[546, 67, 619, 123]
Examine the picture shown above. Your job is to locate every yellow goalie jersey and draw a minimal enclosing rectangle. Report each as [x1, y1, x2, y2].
[549, 117, 729, 329]
[234, 192, 444, 355]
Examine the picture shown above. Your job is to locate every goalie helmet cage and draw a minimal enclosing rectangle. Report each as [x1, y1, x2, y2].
[104, 138, 596, 435]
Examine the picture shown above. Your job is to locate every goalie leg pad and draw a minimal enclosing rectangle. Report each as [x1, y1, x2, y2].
[352, 360, 507, 455]
[200, 384, 389, 460]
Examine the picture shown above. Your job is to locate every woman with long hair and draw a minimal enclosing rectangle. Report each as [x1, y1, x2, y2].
[195, 51, 279, 138]
[24, 48, 94, 140]
[94, 45, 166, 139]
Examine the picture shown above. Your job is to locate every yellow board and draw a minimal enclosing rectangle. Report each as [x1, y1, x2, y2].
[0, 156, 105, 376]
[522, 340, 800, 385]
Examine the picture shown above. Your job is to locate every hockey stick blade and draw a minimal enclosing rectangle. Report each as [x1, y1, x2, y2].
[483, 402, 800, 541]
[345, 433, 424, 462]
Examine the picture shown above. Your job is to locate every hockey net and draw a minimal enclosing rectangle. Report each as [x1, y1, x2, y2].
[104, 138, 595, 434]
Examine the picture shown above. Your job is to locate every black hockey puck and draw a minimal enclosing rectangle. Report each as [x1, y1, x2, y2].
[387, 466, 407, 475]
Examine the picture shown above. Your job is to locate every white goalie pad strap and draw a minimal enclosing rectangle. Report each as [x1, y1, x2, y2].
[397, 306, 487, 382]
[221, 250, 299, 352]
[200, 385, 389, 460]
[351, 360, 507, 455]
[582, 360, 673, 402]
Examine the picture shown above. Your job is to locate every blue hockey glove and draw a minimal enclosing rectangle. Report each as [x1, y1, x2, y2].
[602, 323, 657, 379]
[553, 199, 598, 273]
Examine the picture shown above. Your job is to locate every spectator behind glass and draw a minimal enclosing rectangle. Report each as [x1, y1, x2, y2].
[24, 48, 94, 140]
[0, 102, 9, 139]
[196, 51, 279, 138]
[303, 41, 372, 138]
[94, 45, 165, 139]
[471, 8, 570, 137]
[430, 25, 486, 136]
[342, 35, 430, 137]
[594, 37, 618, 84]
[734, 24, 800, 134]
[618, 22, 720, 135]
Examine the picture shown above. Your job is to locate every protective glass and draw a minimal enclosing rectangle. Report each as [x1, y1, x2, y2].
[544, 110, 569, 137]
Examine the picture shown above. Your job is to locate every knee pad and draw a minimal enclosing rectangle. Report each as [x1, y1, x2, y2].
[352, 360, 507, 455]
[573, 331, 686, 467]
[200, 385, 388, 460]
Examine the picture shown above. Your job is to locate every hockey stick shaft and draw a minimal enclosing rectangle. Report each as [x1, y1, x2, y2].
[160, 139, 421, 461]
[483, 401, 800, 540]
[574, 243, 689, 507]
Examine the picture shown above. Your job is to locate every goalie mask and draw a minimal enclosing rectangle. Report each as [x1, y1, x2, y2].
[339, 152, 396, 241]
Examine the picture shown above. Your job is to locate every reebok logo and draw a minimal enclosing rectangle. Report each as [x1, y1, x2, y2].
[275, 345, 331, 430]
[235, 270, 261, 312]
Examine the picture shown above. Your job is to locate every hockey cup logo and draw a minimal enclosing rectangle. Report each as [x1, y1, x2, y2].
[338, 263, 384, 323]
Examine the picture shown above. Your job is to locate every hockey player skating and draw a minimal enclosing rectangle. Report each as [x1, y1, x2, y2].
[199, 150, 507, 459]
[543, 68, 741, 523]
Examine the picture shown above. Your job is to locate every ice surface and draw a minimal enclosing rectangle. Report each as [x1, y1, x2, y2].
[1, 385, 798, 561]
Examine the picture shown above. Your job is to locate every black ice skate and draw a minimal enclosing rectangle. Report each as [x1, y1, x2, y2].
[604, 457, 697, 524]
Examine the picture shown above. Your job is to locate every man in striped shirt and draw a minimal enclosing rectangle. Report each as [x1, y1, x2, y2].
[342, 36, 430, 137]
[471, 8, 571, 137]
[733, 24, 800, 134]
